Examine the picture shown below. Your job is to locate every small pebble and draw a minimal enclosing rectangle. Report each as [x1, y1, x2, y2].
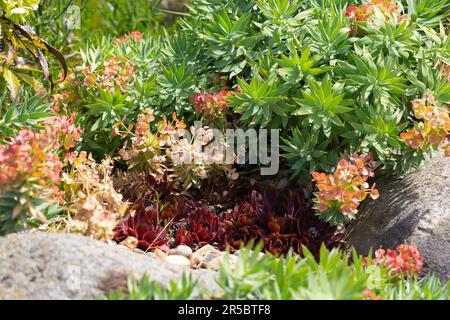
[119, 236, 138, 250]
[169, 245, 193, 258]
[200, 253, 237, 271]
[165, 255, 191, 267]
[153, 248, 167, 260]
[190, 245, 220, 266]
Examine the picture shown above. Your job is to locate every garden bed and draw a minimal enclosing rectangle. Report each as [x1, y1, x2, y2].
[0, 0, 449, 300]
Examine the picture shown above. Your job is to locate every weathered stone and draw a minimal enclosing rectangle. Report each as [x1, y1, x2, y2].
[0, 232, 220, 299]
[189, 245, 238, 271]
[346, 155, 450, 279]
[200, 253, 238, 271]
[165, 255, 191, 267]
[152, 248, 168, 260]
[119, 236, 138, 250]
[169, 245, 193, 258]
[190, 245, 221, 267]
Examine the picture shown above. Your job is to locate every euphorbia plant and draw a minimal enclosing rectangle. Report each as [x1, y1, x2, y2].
[0, 115, 82, 234]
[116, 108, 237, 190]
[400, 92, 450, 156]
[312, 153, 380, 225]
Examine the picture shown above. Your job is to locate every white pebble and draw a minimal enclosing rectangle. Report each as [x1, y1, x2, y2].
[165, 255, 191, 267]
[169, 245, 193, 258]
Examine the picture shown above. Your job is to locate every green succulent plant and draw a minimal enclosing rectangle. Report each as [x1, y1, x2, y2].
[107, 243, 450, 300]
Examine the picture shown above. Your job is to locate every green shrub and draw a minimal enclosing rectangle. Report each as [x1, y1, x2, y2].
[62, 0, 449, 180]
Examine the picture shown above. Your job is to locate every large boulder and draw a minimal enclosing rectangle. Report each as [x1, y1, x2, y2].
[346, 155, 450, 279]
[0, 232, 219, 300]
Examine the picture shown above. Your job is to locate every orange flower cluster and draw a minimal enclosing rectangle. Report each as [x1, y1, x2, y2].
[82, 56, 135, 93]
[0, 129, 62, 189]
[400, 93, 450, 156]
[189, 89, 234, 122]
[0, 116, 82, 197]
[45, 114, 83, 152]
[362, 290, 381, 300]
[374, 244, 424, 276]
[312, 153, 379, 220]
[113, 31, 143, 46]
[345, 0, 399, 22]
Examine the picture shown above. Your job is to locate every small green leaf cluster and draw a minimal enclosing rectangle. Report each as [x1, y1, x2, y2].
[0, 92, 52, 137]
[0, 190, 62, 236]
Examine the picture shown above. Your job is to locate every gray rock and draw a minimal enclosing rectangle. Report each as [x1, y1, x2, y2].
[165, 255, 191, 267]
[169, 245, 193, 258]
[133, 248, 145, 254]
[346, 155, 450, 279]
[0, 232, 220, 300]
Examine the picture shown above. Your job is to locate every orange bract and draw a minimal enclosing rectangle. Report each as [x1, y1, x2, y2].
[345, 0, 399, 22]
[312, 153, 378, 219]
[375, 244, 424, 276]
[189, 89, 235, 122]
[0, 115, 82, 189]
[401, 93, 450, 154]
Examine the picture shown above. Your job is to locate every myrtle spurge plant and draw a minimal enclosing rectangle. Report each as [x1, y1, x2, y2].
[0, 114, 82, 190]
[401, 93, 450, 156]
[344, 0, 402, 37]
[312, 153, 380, 225]
[442, 63, 450, 83]
[46, 114, 83, 153]
[52, 72, 81, 113]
